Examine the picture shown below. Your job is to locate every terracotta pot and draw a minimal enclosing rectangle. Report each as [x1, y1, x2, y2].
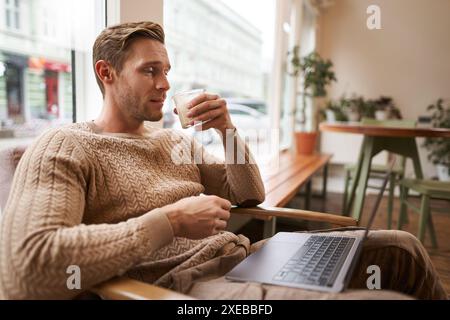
[295, 131, 318, 155]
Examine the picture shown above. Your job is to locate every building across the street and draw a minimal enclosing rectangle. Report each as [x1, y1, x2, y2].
[164, 0, 264, 100]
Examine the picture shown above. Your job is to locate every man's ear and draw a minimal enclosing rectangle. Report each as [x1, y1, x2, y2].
[95, 60, 115, 86]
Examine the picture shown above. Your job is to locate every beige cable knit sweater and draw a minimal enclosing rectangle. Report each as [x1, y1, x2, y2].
[0, 122, 265, 299]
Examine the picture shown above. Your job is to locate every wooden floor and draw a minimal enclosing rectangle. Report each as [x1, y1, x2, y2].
[236, 191, 450, 298]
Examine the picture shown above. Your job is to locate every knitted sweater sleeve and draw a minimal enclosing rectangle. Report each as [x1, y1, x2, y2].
[0, 129, 174, 299]
[194, 130, 266, 206]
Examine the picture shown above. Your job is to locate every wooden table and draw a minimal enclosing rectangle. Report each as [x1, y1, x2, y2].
[320, 122, 450, 222]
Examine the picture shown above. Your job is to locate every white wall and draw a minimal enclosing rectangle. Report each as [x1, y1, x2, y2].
[317, 0, 450, 179]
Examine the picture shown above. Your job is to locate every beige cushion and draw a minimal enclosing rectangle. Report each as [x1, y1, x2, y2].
[0, 146, 27, 214]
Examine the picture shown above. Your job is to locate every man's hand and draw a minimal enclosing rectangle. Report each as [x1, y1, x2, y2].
[174, 92, 235, 136]
[164, 195, 232, 239]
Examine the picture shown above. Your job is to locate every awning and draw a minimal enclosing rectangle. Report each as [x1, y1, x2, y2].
[2, 52, 28, 67]
[28, 57, 71, 73]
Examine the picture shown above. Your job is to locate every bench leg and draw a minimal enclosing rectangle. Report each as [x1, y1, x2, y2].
[263, 217, 277, 238]
[304, 180, 312, 210]
[322, 164, 328, 199]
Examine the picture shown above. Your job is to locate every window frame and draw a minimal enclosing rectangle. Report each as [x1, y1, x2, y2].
[5, 0, 21, 31]
[72, 0, 106, 122]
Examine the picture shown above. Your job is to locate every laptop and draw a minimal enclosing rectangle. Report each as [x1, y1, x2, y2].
[225, 161, 395, 293]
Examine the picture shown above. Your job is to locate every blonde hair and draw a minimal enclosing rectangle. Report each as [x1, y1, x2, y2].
[92, 21, 165, 96]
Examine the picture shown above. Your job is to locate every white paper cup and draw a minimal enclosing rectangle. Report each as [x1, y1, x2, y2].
[172, 89, 206, 129]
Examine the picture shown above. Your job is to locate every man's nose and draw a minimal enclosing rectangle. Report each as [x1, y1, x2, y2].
[156, 74, 170, 91]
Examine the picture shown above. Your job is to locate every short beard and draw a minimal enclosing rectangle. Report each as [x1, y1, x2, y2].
[117, 89, 162, 122]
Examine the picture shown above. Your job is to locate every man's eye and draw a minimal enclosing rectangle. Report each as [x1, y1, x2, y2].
[145, 67, 155, 74]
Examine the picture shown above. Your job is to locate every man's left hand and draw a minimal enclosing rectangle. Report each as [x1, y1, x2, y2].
[178, 92, 236, 136]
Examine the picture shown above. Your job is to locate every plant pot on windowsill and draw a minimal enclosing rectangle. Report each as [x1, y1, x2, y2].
[373, 96, 403, 120]
[295, 131, 318, 155]
[436, 164, 450, 182]
[375, 110, 389, 121]
[322, 100, 349, 123]
[346, 111, 360, 122]
[325, 109, 336, 122]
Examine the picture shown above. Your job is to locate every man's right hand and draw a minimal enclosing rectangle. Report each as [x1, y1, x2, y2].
[164, 195, 231, 239]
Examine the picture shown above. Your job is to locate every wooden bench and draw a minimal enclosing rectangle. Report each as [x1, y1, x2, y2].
[262, 152, 331, 208]
[228, 151, 332, 237]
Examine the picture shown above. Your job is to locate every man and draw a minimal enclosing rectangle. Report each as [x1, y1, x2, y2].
[0, 22, 446, 300]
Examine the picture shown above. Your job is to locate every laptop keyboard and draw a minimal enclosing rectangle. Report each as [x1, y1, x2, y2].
[273, 235, 355, 287]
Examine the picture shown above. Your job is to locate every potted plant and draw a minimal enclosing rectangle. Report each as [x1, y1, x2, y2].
[373, 96, 402, 120]
[321, 99, 348, 122]
[343, 96, 363, 122]
[338, 95, 373, 122]
[289, 47, 337, 154]
[422, 98, 450, 181]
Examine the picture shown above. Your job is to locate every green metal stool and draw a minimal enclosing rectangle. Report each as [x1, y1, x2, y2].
[398, 179, 450, 248]
[343, 118, 416, 229]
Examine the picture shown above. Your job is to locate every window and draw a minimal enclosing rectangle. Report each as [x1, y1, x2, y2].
[5, 0, 21, 31]
[0, 0, 105, 150]
[163, 0, 277, 163]
[278, 0, 317, 149]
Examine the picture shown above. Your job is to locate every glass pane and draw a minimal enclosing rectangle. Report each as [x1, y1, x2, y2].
[0, 0, 104, 150]
[163, 0, 276, 161]
[280, 71, 294, 149]
[14, 11, 19, 29]
[5, 10, 11, 28]
[278, 0, 293, 150]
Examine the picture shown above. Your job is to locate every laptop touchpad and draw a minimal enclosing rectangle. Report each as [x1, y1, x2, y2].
[226, 237, 304, 282]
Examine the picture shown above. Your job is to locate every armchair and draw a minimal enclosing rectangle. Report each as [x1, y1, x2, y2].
[0, 146, 356, 300]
